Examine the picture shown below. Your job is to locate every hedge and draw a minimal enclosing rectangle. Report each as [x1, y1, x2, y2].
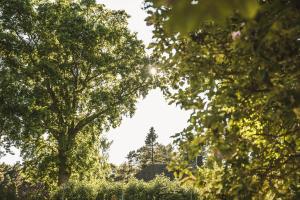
[52, 176, 200, 200]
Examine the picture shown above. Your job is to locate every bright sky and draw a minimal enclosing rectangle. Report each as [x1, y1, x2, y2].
[106, 89, 190, 164]
[98, 0, 153, 46]
[0, 0, 191, 165]
[98, 0, 190, 164]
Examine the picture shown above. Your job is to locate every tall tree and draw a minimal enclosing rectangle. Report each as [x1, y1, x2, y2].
[145, 0, 300, 198]
[145, 127, 158, 164]
[0, 0, 152, 186]
[126, 128, 172, 169]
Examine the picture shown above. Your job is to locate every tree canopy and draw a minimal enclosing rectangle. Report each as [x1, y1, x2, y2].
[0, 0, 152, 186]
[1, 0, 299, 198]
[145, 0, 300, 198]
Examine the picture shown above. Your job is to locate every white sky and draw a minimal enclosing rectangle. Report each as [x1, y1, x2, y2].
[0, 0, 190, 165]
[98, 0, 153, 46]
[106, 89, 190, 164]
[99, 0, 190, 164]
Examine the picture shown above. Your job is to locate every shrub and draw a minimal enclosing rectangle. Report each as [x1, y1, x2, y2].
[147, 177, 198, 200]
[96, 182, 123, 200]
[52, 181, 97, 200]
[52, 176, 200, 200]
[123, 179, 148, 200]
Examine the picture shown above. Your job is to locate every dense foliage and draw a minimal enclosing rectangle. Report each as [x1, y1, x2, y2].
[145, 0, 300, 199]
[0, 163, 51, 200]
[52, 176, 200, 200]
[0, 0, 152, 186]
[1, 0, 299, 199]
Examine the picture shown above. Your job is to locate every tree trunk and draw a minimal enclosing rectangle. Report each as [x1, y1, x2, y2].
[58, 149, 71, 186]
[57, 133, 72, 186]
[151, 144, 154, 164]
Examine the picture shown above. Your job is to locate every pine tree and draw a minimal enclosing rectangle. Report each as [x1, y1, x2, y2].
[145, 127, 158, 164]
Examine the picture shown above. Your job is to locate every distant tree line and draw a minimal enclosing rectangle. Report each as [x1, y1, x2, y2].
[110, 127, 173, 181]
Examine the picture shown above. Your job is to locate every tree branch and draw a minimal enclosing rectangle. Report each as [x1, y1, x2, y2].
[45, 81, 66, 127]
[72, 81, 149, 135]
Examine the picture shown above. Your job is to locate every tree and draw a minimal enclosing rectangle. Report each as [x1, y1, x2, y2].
[145, 127, 158, 164]
[0, 0, 152, 186]
[125, 128, 173, 169]
[112, 129, 174, 182]
[154, 144, 173, 164]
[126, 150, 138, 167]
[145, 0, 300, 198]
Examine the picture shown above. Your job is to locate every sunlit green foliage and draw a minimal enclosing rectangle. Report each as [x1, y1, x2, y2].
[52, 176, 200, 200]
[145, 0, 300, 199]
[0, 0, 152, 186]
[145, 0, 260, 34]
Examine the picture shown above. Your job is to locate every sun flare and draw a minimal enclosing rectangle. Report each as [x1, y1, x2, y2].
[149, 67, 157, 75]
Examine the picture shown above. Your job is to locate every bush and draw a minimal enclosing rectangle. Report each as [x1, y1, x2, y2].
[122, 179, 148, 200]
[147, 177, 198, 200]
[52, 181, 98, 200]
[96, 182, 123, 200]
[52, 176, 200, 200]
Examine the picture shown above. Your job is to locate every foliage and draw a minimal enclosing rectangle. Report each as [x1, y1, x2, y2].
[124, 129, 173, 177]
[0, 0, 152, 186]
[96, 181, 123, 200]
[109, 162, 136, 182]
[144, 0, 260, 34]
[145, 0, 300, 199]
[52, 176, 200, 200]
[0, 163, 50, 200]
[21, 132, 111, 191]
[52, 181, 99, 200]
[145, 127, 158, 164]
[130, 127, 173, 169]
